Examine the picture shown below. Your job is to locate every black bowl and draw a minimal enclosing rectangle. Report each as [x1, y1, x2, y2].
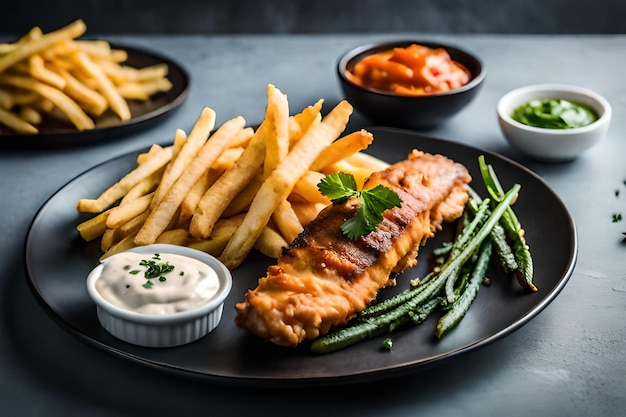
[337, 40, 486, 129]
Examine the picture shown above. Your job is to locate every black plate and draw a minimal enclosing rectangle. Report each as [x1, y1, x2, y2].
[0, 43, 190, 149]
[24, 127, 577, 387]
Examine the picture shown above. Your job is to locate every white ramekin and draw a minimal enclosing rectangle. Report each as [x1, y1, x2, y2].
[86, 244, 232, 348]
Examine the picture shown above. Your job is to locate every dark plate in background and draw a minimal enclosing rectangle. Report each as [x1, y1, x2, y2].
[23, 127, 577, 387]
[0, 43, 189, 149]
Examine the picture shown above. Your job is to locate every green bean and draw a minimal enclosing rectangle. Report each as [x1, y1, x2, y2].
[436, 239, 493, 338]
[468, 187, 518, 273]
[359, 271, 436, 319]
[478, 156, 537, 292]
[448, 198, 490, 259]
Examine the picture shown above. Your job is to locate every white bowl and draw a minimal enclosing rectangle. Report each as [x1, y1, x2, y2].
[497, 84, 611, 162]
[86, 244, 232, 348]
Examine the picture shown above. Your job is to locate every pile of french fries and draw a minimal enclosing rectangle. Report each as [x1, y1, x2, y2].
[76, 85, 390, 270]
[0, 19, 172, 134]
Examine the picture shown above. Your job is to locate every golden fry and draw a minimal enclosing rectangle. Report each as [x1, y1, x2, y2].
[289, 98, 323, 145]
[77, 146, 173, 213]
[155, 229, 189, 246]
[271, 199, 304, 244]
[290, 170, 330, 205]
[76, 209, 112, 241]
[189, 122, 267, 239]
[117, 78, 172, 101]
[106, 192, 153, 229]
[0, 106, 38, 134]
[71, 50, 130, 121]
[0, 19, 86, 73]
[0, 73, 94, 130]
[28, 54, 66, 89]
[150, 108, 216, 209]
[263, 84, 289, 178]
[310, 129, 373, 171]
[221, 173, 263, 218]
[345, 151, 391, 172]
[177, 170, 214, 225]
[54, 66, 108, 116]
[254, 225, 289, 259]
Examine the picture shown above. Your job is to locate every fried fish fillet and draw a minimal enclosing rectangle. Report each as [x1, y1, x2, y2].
[234, 149, 471, 347]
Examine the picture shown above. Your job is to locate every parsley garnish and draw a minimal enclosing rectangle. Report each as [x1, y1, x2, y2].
[382, 337, 393, 350]
[612, 213, 623, 223]
[131, 253, 176, 289]
[318, 172, 402, 240]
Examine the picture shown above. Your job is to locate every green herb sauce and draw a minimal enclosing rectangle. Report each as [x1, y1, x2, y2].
[511, 98, 598, 129]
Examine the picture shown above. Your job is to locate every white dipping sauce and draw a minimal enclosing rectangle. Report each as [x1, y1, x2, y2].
[95, 251, 220, 315]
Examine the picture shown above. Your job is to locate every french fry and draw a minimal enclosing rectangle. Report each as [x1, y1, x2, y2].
[150, 108, 216, 209]
[18, 106, 42, 125]
[189, 122, 267, 239]
[113, 211, 149, 242]
[134, 114, 244, 245]
[106, 192, 153, 229]
[254, 225, 289, 259]
[187, 215, 245, 257]
[28, 54, 66, 89]
[100, 234, 137, 261]
[323, 159, 375, 189]
[345, 151, 390, 172]
[70, 50, 130, 121]
[0, 26, 43, 55]
[155, 229, 189, 246]
[54, 66, 108, 116]
[0, 19, 86, 73]
[100, 228, 116, 253]
[136, 144, 166, 165]
[271, 199, 304, 244]
[289, 98, 323, 145]
[117, 78, 173, 101]
[290, 170, 330, 205]
[225, 126, 254, 149]
[310, 129, 373, 171]
[172, 128, 187, 158]
[291, 202, 327, 226]
[77, 145, 173, 213]
[119, 168, 162, 205]
[221, 173, 264, 218]
[219, 100, 353, 269]
[0, 106, 38, 134]
[263, 84, 289, 178]
[177, 170, 214, 225]
[211, 147, 244, 171]
[0, 73, 94, 130]
[76, 209, 112, 241]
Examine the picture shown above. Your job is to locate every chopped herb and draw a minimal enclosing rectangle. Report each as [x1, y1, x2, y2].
[318, 172, 402, 240]
[612, 213, 623, 223]
[383, 337, 393, 350]
[616, 189, 620, 197]
[131, 253, 176, 288]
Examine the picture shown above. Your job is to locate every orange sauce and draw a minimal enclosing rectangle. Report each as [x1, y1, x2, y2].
[346, 44, 470, 96]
